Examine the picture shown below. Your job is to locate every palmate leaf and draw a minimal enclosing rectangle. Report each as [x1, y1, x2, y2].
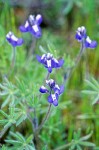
[84, 79, 99, 91]
[52, 129, 95, 150]
[16, 115, 27, 126]
[10, 132, 25, 142]
[72, 130, 95, 148]
[1, 103, 28, 128]
[0, 107, 19, 131]
[82, 77, 99, 105]
[5, 132, 35, 150]
[15, 77, 34, 103]
[15, 103, 28, 126]
[0, 78, 19, 108]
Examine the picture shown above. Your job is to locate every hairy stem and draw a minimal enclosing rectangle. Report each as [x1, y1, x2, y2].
[36, 103, 52, 132]
[33, 104, 52, 149]
[84, 49, 89, 79]
[64, 41, 85, 84]
[11, 47, 16, 68]
[33, 72, 51, 149]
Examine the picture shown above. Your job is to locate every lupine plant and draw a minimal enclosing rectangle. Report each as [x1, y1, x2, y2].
[0, 11, 98, 150]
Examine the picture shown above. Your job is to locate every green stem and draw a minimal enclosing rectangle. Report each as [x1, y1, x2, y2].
[35, 72, 50, 131]
[64, 40, 85, 85]
[84, 48, 89, 79]
[36, 103, 52, 132]
[11, 47, 16, 68]
[33, 72, 51, 149]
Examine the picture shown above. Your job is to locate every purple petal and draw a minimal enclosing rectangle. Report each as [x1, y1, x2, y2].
[36, 14, 43, 25]
[19, 21, 30, 32]
[10, 40, 17, 47]
[39, 86, 49, 93]
[46, 79, 55, 88]
[89, 41, 97, 48]
[29, 15, 35, 25]
[51, 58, 64, 68]
[48, 93, 59, 106]
[51, 59, 59, 68]
[75, 33, 82, 41]
[58, 59, 64, 68]
[17, 38, 24, 46]
[30, 25, 42, 38]
[48, 67, 52, 73]
[36, 55, 42, 63]
[48, 95, 53, 103]
[85, 36, 97, 49]
[6, 38, 17, 47]
[19, 26, 28, 32]
[53, 99, 58, 106]
[59, 85, 64, 95]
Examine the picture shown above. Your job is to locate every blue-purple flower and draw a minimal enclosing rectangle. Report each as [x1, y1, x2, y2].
[75, 26, 86, 42]
[19, 14, 42, 38]
[36, 53, 64, 73]
[6, 31, 23, 47]
[75, 26, 97, 49]
[85, 36, 97, 49]
[39, 79, 64, 106]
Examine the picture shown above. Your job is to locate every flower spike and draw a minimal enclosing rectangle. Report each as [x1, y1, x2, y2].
[39, 79, 64, 106]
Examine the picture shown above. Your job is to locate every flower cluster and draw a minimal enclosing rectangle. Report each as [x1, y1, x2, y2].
[6, 14, 42, 47]
[39, 79, 64, 106]
[6, 31, 23, 47]
[75, 26, 97, 49]
[36, 53, 64, 73]
[19, 14, 42, 38]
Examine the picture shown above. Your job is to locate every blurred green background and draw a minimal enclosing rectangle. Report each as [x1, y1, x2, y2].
[0, 0, 99, 149]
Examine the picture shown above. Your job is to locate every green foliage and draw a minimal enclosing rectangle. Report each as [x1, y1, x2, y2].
[55, 130, 95, 150]
[69, 130, 95, 149]
[0, 106, 19, 129]
[0, 78, 19, 107]
[0, 0, 99, 149]
[82, 77, 99, 105]
[1, 145, 8, 150]
[0, 25, 5, 47]
[5, 132, 35, 150]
